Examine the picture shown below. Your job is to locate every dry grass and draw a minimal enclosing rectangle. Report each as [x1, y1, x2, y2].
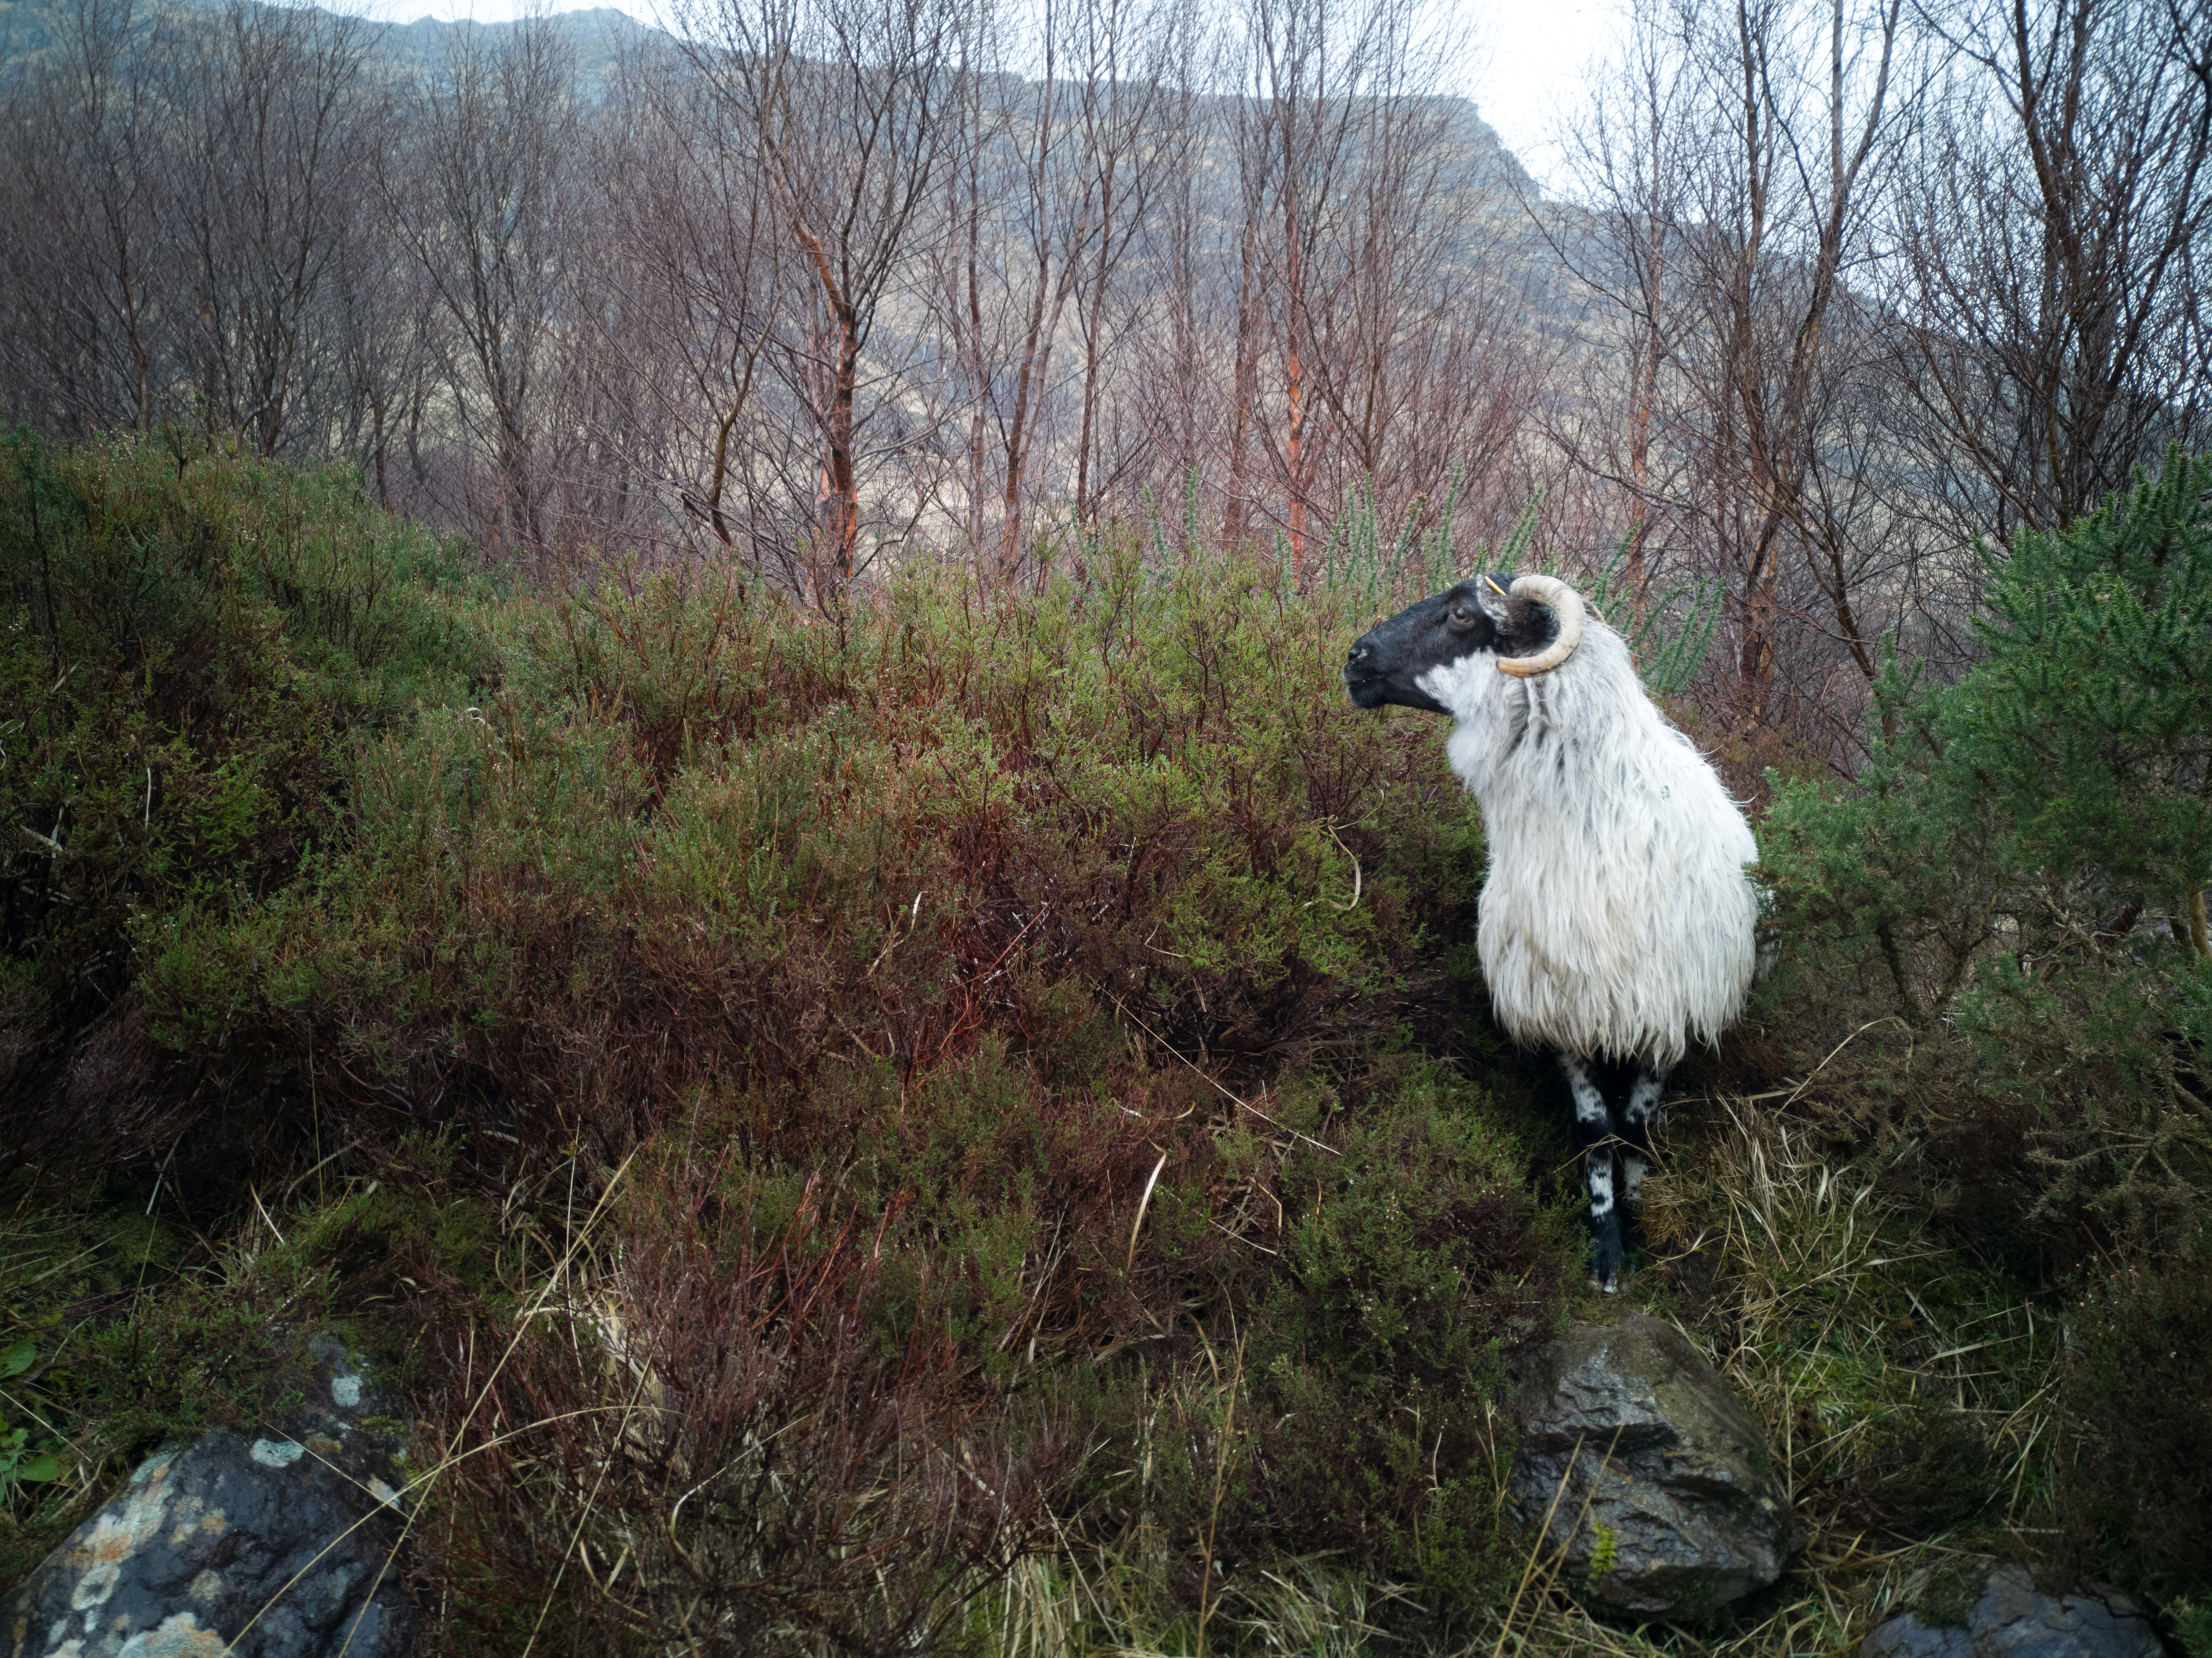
[1644, 1096, 2055, 1533]
[1474, 1092, 2056, 1658]
[983, 1542, 1421, 1658]
[965, 1090, 2062, 1658]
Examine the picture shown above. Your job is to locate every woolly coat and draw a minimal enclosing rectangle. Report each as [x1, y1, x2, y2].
[1417, 618, 1759, 1067]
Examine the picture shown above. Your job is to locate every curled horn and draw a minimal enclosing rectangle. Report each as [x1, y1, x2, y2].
[1495, 575, 1586, 678]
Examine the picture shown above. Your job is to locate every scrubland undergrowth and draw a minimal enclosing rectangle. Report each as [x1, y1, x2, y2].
[3, 435, 2208, 1654]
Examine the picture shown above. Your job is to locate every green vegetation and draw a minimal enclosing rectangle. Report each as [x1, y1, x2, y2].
[1748, 447, 2212, 1609]
[3, 437, 2209, 1652]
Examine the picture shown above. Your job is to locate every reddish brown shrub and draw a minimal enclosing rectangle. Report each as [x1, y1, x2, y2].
[419, 1162, 1072, 1655]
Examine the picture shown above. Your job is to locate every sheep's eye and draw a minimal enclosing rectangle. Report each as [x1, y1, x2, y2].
[1448, 603, 1476, 627]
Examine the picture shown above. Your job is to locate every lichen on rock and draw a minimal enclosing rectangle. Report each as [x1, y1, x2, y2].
[2, 1337, 413, 1658]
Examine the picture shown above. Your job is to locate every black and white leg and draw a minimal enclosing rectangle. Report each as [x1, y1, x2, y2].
[1559, 1054, 1627, 1293]
[1619, 1062, 1670, 1213]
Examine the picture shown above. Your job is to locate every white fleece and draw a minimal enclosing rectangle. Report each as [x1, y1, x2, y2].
[1417, 618, 1758, 1066]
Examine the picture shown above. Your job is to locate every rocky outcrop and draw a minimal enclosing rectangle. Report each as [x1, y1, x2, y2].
[1511, 1312, 1800, 1618]
[1861, 1564, 2163, 1658]
[2, 1336, 415, 1658]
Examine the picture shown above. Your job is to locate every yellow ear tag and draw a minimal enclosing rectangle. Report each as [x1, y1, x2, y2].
[1483, 576, 1509, 597]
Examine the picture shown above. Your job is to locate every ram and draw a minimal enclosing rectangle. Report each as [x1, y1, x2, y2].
[1344, 573, 1759, 1289]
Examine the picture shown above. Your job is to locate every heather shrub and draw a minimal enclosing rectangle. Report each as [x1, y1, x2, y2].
[421, 1160, 1069, 1656]
[0, 433, 493, 1167]
[1066, 1059, 1568, 1629]
[2055, 1258, 2212, 1598]
[0, 445, 1596, 1642]
[221, 540, 1572, 1627]
[171, 535, 1499, 1195]
[1237, 1062, 1567, 1605]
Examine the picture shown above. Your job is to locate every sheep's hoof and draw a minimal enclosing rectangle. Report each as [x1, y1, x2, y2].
[1588, 1233, 1629, 1294]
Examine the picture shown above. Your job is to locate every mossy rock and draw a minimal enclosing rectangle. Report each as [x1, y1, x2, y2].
[1510, 1312, 1800, 1618]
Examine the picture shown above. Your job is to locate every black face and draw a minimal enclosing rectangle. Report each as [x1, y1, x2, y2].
[1344, 574, 1519, 714]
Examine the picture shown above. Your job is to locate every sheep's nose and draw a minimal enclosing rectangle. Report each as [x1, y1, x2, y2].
[1347, 642, 1371, 665]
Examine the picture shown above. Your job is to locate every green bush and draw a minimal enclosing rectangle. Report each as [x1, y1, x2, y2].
[216, 536, 1569, 1623]
[1238, 1061, 1568, 1607]
[1067, 1058, 1568, 1630]
[1758, 449, 2212, 1596]
[1761, 449, 2212, 1260]
[0, 433, 494, 1166]
[3, 441, 1589, 1639]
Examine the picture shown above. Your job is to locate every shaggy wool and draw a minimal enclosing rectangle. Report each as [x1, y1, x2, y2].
[1419, 613, 1759, 1067]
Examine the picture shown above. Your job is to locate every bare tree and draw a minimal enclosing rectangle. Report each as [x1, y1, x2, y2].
[1553, 0, 1917, 736]
[164, 2, 384, 460]
[926, 0, 1185, 584]
[0, 0, 178, 438]
[1544, 0, 1701, 601]
[331, 187, 438, 512]
[677, 0, 965, 599]
[1206, 0, 1520, 580]
[1067, 0, 1182, 527]
[598, 44, 791, 570]
[1124, 12, 1222, 526]
[1900, 0, 2212, 536]
[390, 15, 583, 561]
[1290, 79, 1542, 575]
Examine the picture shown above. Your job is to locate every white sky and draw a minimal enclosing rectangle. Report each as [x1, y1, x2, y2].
[357, 0, 1626, 192]
[1463, 0, 1629, 189]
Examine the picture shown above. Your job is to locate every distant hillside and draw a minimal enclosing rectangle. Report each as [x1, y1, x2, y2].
[366, 5, 671, 92]
[0, 0, 672, 92]
[0, 0, 1544, 197]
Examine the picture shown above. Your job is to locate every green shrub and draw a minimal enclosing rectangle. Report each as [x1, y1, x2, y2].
[1761, 449, 2212, 1265]
[1069, 1059, 1568, 1631]
[1756, 451, 2212, 1597]
[2, 442, 1589, 1643]
[1239, 1062, 1567, 1608]
[0, 434, 494, 1167]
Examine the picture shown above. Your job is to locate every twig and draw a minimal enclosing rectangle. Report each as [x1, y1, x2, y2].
[1112, 997, 1340, 1157]
[1306, 821, 1363, 912]
[1126, 1150, 1168, 1272]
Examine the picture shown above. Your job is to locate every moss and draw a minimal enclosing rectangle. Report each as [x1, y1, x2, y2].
[1912, 1555, 1994, 1630]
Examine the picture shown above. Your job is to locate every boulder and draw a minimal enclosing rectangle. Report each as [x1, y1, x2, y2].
[3, 1335, 415, 1658]
[1861, 1564, 2163, 1658]
[1511, 1312, 1799, 1618]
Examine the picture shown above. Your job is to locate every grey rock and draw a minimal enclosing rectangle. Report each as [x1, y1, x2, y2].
[1511, 1312, 1800, 1618]
[3, 1336, 414, 1658]
[1861, 1565, 2163, 1658]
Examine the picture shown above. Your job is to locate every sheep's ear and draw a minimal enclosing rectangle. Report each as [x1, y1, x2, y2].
[1502, 592, 1559, 650]
[1473, 573, 1551, 646]
[1496, 576, 1587, 677]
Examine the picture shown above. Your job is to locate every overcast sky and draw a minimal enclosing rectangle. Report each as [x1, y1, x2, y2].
[1458, 0, 1626, 188]
[358, 0, 1627, 192]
